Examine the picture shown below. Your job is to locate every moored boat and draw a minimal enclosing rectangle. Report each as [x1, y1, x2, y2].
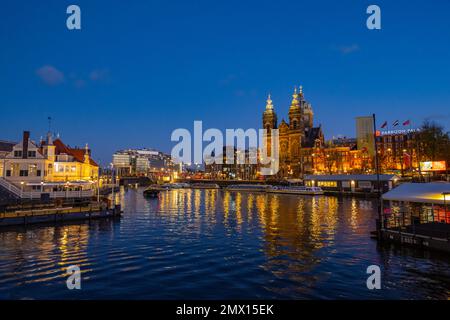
[161, 183, 190, 189]
[226, 184, 271, 192]
[143, 185, 164, 197]
[267, 185, 324, 195]
[190, 183, 220, 189]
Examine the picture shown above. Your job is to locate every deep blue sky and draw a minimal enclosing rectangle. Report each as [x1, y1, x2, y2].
[1, 0, 449, 165]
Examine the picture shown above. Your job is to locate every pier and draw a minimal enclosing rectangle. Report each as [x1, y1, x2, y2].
[0, 200, 122, 227]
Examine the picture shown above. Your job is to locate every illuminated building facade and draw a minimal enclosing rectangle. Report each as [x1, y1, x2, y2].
[261, 87, 370, 177]
[0, 131, 99, 191]
[204, 146, 259, 180]
[112, 148, 174, 177]
[263, 86, 324, 178]
[376, 129, 420, 174]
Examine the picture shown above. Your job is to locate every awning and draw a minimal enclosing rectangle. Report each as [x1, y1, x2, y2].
[26, 181, 94, 186]
[382, 182, 450, 205]
[304, 174, 399, 182]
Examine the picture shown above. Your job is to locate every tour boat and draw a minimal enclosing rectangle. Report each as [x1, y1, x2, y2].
[267, 185, 324, 195]
[190, 183, 220, 189]
[226, 184, 271, 192]
[143, 185, 165, 197]
[161, 183, 190, 189]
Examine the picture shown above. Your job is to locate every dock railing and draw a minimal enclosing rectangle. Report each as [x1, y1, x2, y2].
[0, 178, 94, 199]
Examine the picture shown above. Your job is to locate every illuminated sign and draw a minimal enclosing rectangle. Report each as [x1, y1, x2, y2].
[379, 128, 420, 136]
[420, 161, 447, 172]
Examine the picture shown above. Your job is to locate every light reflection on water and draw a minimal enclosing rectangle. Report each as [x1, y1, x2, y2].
[0, 187, 449, 300]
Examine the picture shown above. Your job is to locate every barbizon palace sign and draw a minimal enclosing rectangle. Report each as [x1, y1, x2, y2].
[377, 128, 421, 136]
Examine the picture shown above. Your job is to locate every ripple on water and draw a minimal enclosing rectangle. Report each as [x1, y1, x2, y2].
[0, 188, 449, 299]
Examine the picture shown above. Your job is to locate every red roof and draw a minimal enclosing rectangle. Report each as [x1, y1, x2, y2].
[53, 139, 98, 167]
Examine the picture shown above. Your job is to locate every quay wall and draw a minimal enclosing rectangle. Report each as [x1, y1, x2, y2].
[380, 229, 450, 254]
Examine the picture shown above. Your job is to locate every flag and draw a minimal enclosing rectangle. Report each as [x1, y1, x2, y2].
[403, 120, 410, 126]
[393, 120, 399, 127]
[381, 121, 387, 129]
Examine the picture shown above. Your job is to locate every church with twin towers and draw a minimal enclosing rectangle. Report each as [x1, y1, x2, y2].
[262, 86, 324, 177]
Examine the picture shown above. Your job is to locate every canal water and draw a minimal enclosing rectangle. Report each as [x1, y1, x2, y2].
[0, 188, 449, 300]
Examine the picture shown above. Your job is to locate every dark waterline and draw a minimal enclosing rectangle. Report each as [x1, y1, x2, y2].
[0, 188, 449, 300]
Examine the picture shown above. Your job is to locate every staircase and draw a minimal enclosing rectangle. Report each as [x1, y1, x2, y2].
[0, 177, 20, 203]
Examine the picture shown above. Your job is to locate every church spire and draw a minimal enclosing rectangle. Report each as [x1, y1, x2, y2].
[298, 85, 305, 101]
[265, 93, 274, 111]
[290, 86, 300, 109]
[263, 93, 278, 130]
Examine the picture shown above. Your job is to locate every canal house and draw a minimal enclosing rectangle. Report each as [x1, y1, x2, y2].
[304, 174, 399, 193]
[0, 131, 99, 199]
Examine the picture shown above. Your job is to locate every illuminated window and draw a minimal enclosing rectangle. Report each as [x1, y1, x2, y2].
[317, 181, 337, 187]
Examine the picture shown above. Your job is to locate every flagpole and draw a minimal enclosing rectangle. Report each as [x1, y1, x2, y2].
[373, 114, 382, 238]
[408, 120, 412, 174]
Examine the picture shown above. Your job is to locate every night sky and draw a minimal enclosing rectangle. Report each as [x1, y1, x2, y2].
[1, 0, 449, 165]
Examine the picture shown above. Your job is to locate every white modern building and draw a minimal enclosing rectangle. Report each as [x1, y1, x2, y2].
[112, 148, 174, 177]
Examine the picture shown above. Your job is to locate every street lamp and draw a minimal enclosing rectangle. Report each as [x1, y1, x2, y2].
[110, 163, 115, 210]
[65, 182, 69, 199]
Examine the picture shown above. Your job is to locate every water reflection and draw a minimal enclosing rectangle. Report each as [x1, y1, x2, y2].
[0, 188, 449, 300]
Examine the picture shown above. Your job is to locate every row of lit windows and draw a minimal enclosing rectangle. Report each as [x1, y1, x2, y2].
[317, 181, 337, 187]
[54, 164, 77, 173]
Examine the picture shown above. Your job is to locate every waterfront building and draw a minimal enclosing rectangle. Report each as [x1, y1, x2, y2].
[0, 140, 17, 177]
[204, 146, 259, 180]
[304, 174, 399, 193]
[300, 146, 367, 175]
[262, 87, 323, 178]
[376, 128, 420, 175]
[43, 136, 99, 182]
[381, 182, 450, 252]
[0, 131, 99, 195]
[1, 131, 46, 186]
[260, 88, 375, 178]
[112, 148, 174, 178]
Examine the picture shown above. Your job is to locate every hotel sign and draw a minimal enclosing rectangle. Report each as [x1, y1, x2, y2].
[420, 161, 447, 172]
[377, 128, 420, 136]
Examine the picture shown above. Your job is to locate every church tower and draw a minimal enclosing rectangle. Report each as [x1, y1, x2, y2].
[262, 94, 278, 131]
[299, 85, 313, 129]
[288, 87, 302, 131]
[288, 87, 303, 176]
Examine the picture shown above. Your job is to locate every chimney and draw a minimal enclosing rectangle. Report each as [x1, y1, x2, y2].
[22, 131, 30, 159]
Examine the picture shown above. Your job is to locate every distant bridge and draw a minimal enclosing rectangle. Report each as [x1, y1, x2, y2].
[119, 176, 153, 186]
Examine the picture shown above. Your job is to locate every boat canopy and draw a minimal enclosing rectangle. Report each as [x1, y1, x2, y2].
[382, 182, 450, 205]
[304, 174, 399, 182]
[26, 181, 94, 186]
